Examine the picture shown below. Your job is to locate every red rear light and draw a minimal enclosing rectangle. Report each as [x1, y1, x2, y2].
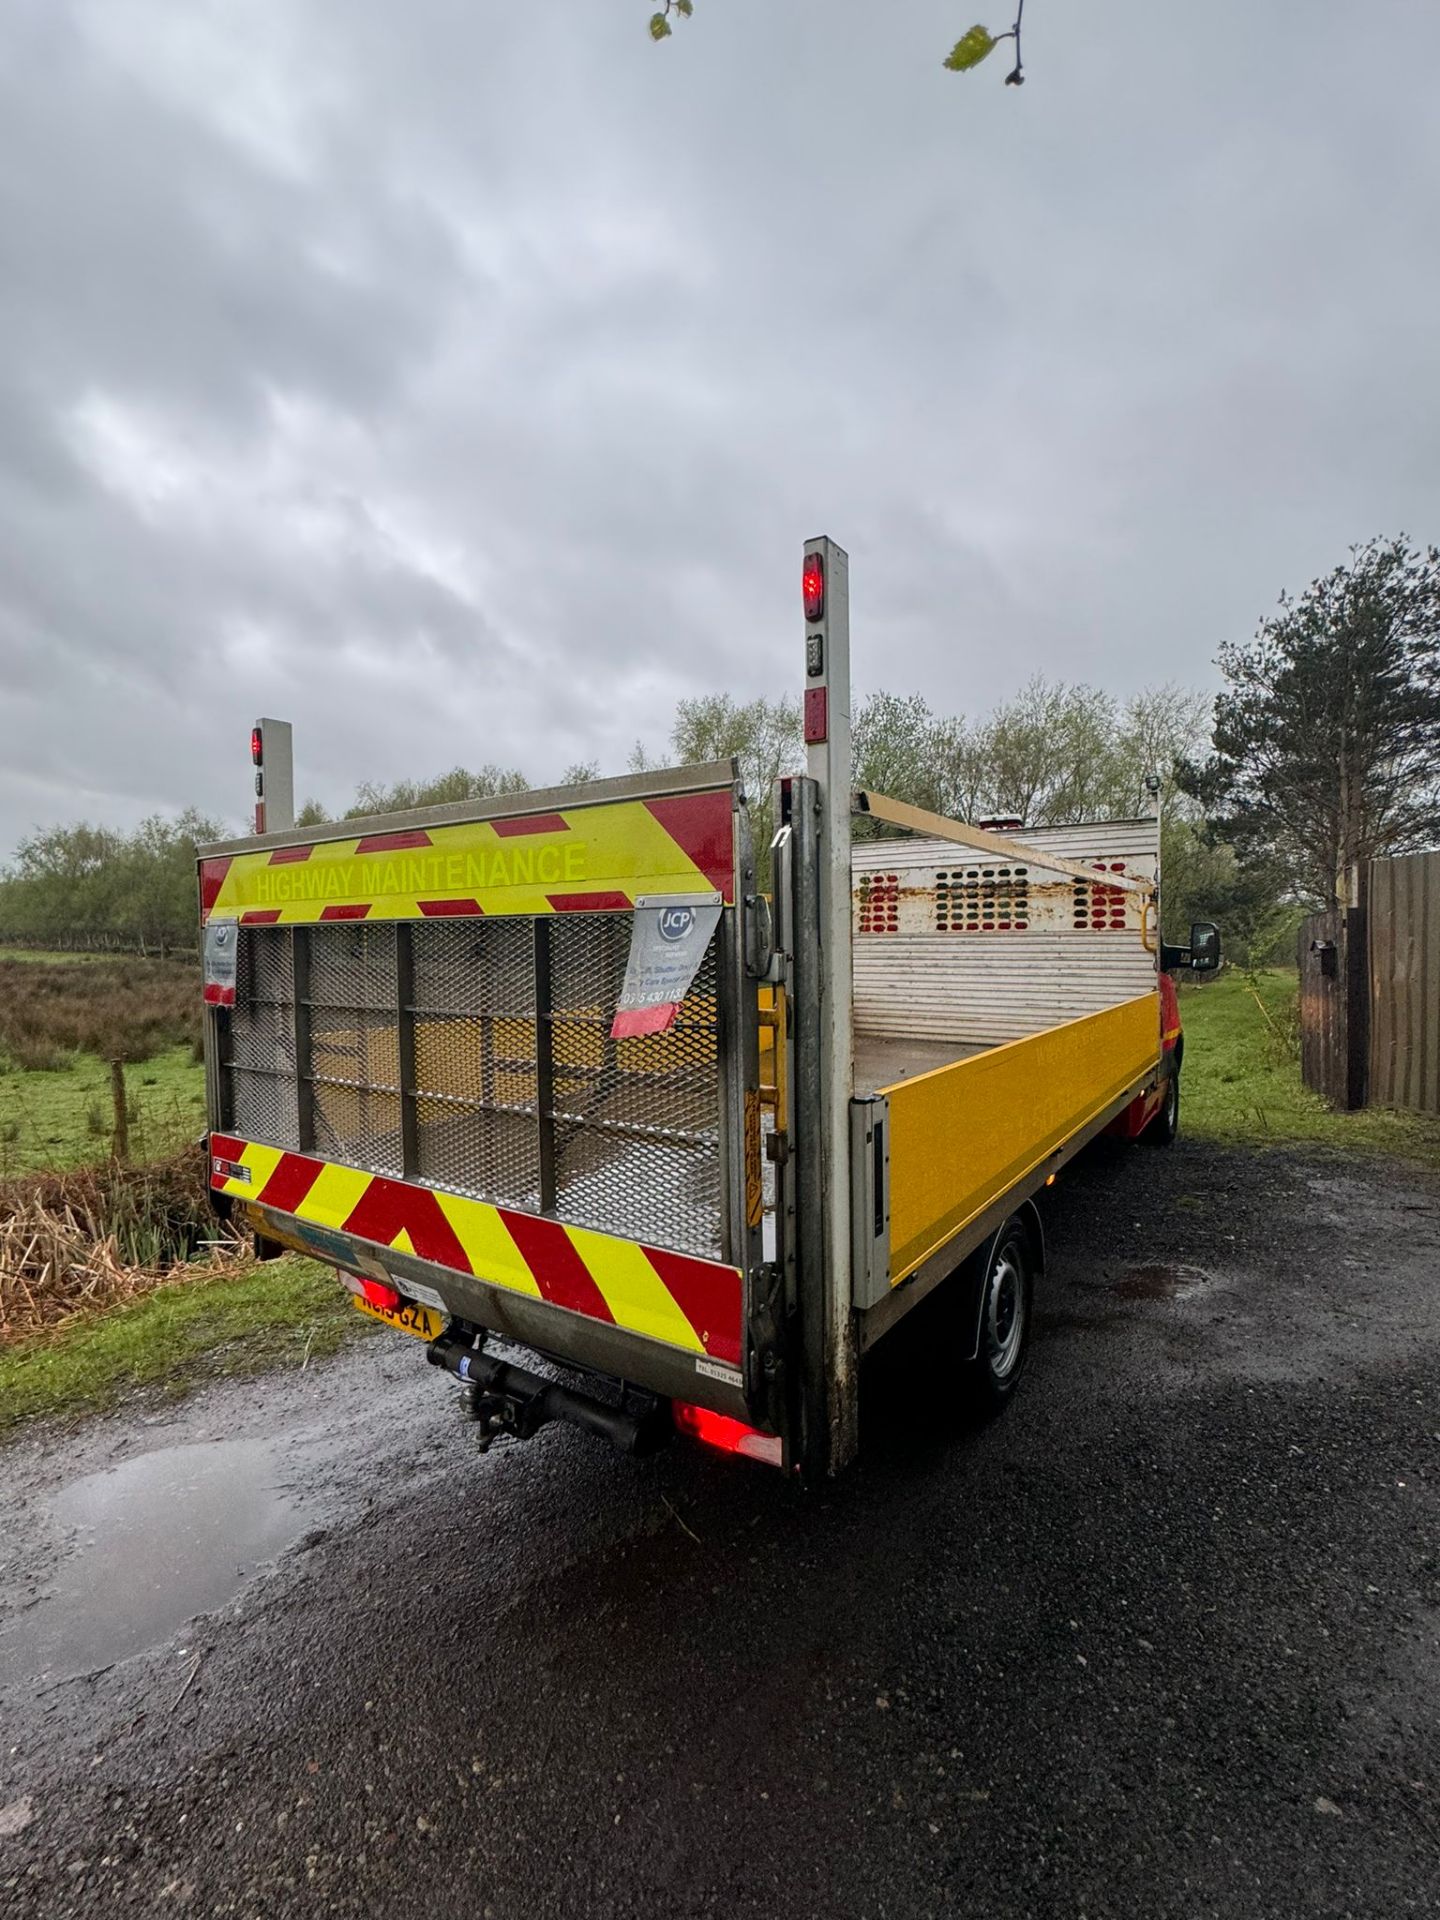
[673, 1402, 783, 1467]
[358, 1277, 401, 1312]
[802, 553, 825, 622]
[251, 725, 263, 766]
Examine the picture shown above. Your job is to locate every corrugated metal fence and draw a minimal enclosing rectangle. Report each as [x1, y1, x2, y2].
[1299, 851, 1440, 1115]
[1367, 851, 1440, 1115]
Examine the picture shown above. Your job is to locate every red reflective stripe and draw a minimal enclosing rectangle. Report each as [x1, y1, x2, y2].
[643, 791, 734, 901]
[643, 1246, 742, 1365]
[210, 1132, 246, 1163]
[241, 909, 283, 924]
[499, 1211, 616, 1325]
[342, 1177, 474, 1273]
[546, 892, 630, 912]
[353, 829, 433, 853]
[492, 813, 570, 837]
[267, 845, 313, 865]
[256, 1151, 324, 1216]
[199, 857, 232, 918]
[319, 903, 371, 921]
[418, 898, 484, 917]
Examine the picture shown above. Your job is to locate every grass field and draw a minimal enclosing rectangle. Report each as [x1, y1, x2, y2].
[1180, 968, 1440, 1166]
[0, 1255, 373, 1431]
[0, 1043, 206, 1175]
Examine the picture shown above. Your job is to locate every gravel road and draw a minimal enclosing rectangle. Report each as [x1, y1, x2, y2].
[1, 1133, 1437, 1918]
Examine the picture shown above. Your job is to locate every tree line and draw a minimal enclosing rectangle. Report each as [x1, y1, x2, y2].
[3, 536, 1435, 960]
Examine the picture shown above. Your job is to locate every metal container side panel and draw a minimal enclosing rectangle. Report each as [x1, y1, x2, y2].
[853, 932, 1156, 1046]
[882, 992, 1161, 1282]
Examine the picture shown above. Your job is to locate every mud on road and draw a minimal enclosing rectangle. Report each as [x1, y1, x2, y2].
[1, 1135, 1438, 1919]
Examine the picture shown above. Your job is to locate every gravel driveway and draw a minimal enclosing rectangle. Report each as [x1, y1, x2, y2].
[1, 1132, 1437, 1918]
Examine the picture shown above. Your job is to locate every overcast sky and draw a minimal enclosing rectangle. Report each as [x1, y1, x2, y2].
[1, 0, 1437, 851]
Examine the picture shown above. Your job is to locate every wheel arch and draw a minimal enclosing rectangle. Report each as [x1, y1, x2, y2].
[958, 1198, 1045, 1365]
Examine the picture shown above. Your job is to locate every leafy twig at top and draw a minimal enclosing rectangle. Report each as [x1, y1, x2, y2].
[648, 3, 1031, 86]
[648, 0, 692, 43]
[944, 3, 1027, 85]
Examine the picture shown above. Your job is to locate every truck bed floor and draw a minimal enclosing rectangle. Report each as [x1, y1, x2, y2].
[853, 1033, 992, 1094]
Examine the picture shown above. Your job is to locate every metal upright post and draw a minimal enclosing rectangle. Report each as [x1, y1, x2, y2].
[801, 535, 859, 1474]
[252, 719, 295, 836]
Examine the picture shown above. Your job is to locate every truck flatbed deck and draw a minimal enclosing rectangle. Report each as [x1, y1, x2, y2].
[854, 1035, 990, 1094]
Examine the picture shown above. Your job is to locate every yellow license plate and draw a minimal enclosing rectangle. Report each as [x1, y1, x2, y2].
[350, 1294, 446, 1340]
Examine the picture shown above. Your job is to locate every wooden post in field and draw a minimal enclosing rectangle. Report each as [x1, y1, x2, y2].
[110, 1058, 129, 1163]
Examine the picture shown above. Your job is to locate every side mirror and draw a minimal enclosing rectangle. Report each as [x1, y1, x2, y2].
[1159, 922, 1222, 974]
[1187, 922, 1221, 973]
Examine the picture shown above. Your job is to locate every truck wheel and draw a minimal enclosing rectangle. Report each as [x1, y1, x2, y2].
[966, 1217, 1034, 1411]
[1142, 1067, 1180, 1147]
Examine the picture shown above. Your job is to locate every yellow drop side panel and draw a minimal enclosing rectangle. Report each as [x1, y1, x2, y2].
[884, 993, 1160, 1283]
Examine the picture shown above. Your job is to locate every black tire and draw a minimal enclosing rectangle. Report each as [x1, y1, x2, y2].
[964, 1216, 1035, 1413]
[1142, 1065, 1180, 1146]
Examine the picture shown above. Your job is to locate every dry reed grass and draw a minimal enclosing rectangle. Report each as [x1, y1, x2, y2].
[0, 1150, 249, 1344]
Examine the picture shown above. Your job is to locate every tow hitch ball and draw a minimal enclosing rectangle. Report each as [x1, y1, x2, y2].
[458, 1372, 525, 1451]
[425, 1330, 672, 1457]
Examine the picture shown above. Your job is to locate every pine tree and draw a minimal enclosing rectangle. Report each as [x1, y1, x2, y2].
[1185, 538, 1440, 908]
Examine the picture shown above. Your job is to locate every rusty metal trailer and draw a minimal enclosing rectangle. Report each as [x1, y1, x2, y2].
[199, 536, 1212, 1477]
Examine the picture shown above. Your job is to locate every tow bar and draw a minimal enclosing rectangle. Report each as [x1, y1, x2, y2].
[426, 1329, 672, 1456]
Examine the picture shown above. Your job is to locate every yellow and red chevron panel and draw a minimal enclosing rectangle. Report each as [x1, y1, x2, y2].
[199, 791, 734, 927]
[209, 1133, 742, 1366]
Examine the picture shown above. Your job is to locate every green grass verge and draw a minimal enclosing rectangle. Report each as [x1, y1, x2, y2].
[0, 1044, 206, 1175]
[0, 1255, 376, 1433]
[1181, 968, 1440, 1167]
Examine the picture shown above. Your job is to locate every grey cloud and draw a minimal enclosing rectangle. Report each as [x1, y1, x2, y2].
[1, 0, 1439, 855]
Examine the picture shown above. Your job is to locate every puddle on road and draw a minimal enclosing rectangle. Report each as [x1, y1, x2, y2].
[1109, 1263, 1213, 1301]
[0, 1439, 307, 1689]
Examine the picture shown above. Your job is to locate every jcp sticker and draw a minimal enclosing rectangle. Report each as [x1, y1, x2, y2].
[203, 921, 238, 1008]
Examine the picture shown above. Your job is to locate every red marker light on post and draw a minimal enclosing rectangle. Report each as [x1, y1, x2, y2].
[802, 553, 825, 622]
[248, 716, 294, 837]
[252, 721, 265, 833]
